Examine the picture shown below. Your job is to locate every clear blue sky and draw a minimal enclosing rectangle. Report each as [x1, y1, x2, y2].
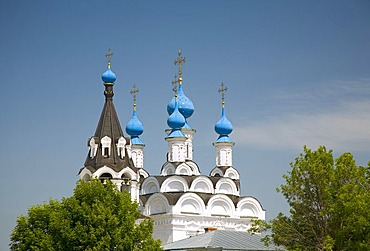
[1, 1, 370, 250]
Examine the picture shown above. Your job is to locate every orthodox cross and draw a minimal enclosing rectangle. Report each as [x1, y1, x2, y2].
[130, 84, 139, 109]
[171, 74, 179, 96]
[173, 49, 186, 79]
[218, 82, 228, 105]
[105, 48, 113, 66]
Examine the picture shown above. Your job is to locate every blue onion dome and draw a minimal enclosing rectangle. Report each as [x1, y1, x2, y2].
[215, 106, 233, 136]
[167, 83, 194, 119]
[167, 99, 186, 129]
[126, 109, 144, 136]
[101, 64, 116, 83]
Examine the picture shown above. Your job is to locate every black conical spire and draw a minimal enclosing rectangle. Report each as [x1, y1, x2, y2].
[83, 50, 136, 173]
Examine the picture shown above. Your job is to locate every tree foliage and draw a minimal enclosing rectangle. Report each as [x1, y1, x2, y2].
[251, 146, 370, 251]
[10, 179, 163, 251]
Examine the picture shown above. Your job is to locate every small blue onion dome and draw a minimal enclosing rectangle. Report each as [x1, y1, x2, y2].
[167, 84, 194, 119]
[126, 110, 144, 136]
[215, 107, 233, 135]
[167, 99, 186, 129]
[101, 65, 117, 83]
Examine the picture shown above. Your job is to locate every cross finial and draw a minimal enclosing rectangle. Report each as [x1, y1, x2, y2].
[171, 74, 179, 96]
[105, 48, 113, 67]
[130, 84, 139, 109]
[218, 82, 228, 106]
[174, 49, 186, 81]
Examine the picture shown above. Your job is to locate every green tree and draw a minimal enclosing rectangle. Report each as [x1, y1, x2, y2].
[251, 146, 370, 251]
[10, 179, 163, 251]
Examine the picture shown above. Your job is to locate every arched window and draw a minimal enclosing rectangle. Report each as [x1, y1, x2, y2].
[121, 173, 132, 192]
[99, 173, 112, 183]
[89, 138, 98, 158]
[101, 136, 112, 157]
[116, 137, 126, 158]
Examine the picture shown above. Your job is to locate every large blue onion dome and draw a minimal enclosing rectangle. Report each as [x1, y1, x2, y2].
[215, 106, 233, 136]
[167, 99, 186, 129]
[167, 83, 194, 119]
[126, 109, 144, 136]
[101, 64, 117, 83]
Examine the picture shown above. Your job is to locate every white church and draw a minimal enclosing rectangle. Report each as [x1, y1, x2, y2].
[78, 50, 270, 250]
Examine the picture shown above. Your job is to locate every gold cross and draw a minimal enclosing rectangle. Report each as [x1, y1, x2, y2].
[173, 49, 186, 79]
[105, 48, 113, 66]
[130, 84, 139, 105]
[218, 82, 228, 104]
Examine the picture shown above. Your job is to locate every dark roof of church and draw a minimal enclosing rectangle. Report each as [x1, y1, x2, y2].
[83, 81, 136, 173]
[162, 230, 279, 250]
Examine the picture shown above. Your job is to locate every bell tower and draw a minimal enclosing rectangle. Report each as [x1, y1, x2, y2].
[79, 49, 148, 201]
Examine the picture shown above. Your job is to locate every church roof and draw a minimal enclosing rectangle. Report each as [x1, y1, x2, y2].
[163, 230, 278, 250]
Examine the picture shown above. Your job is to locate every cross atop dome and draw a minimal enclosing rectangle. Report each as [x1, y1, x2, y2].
[105, 48, 113, 67]
[174, 50, 186, 82]
[218, 82, 228, 107]
[214, 82, 233, 143]
[167, 50, 194, 122]
[126, 84, 144, 146]
[101, 49, 116, 84]
[130, 84, 139, 110]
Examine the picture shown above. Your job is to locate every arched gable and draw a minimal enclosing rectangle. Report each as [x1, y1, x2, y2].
[79, 168, 92, 181]
[207, 194, 235, 217]
[189, 176, 214, 194]
[141, 177, 160, 195]
[210, 167, 223, 177]
[215, 178, 239, 196]
[139, 168, 149, 180]
[175, 163, 193, 176]
[237, 197, 265, 219]
[224, 167, 240, 180]
[173, 193, 206, 215]
[93, 166, 117, 179]
[118, 167, 137, 180]
[144, 193, 170, 216]
[160, 176, 189, 192]
[161, 162, 176, 176]
[186, 161, 201, 175]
